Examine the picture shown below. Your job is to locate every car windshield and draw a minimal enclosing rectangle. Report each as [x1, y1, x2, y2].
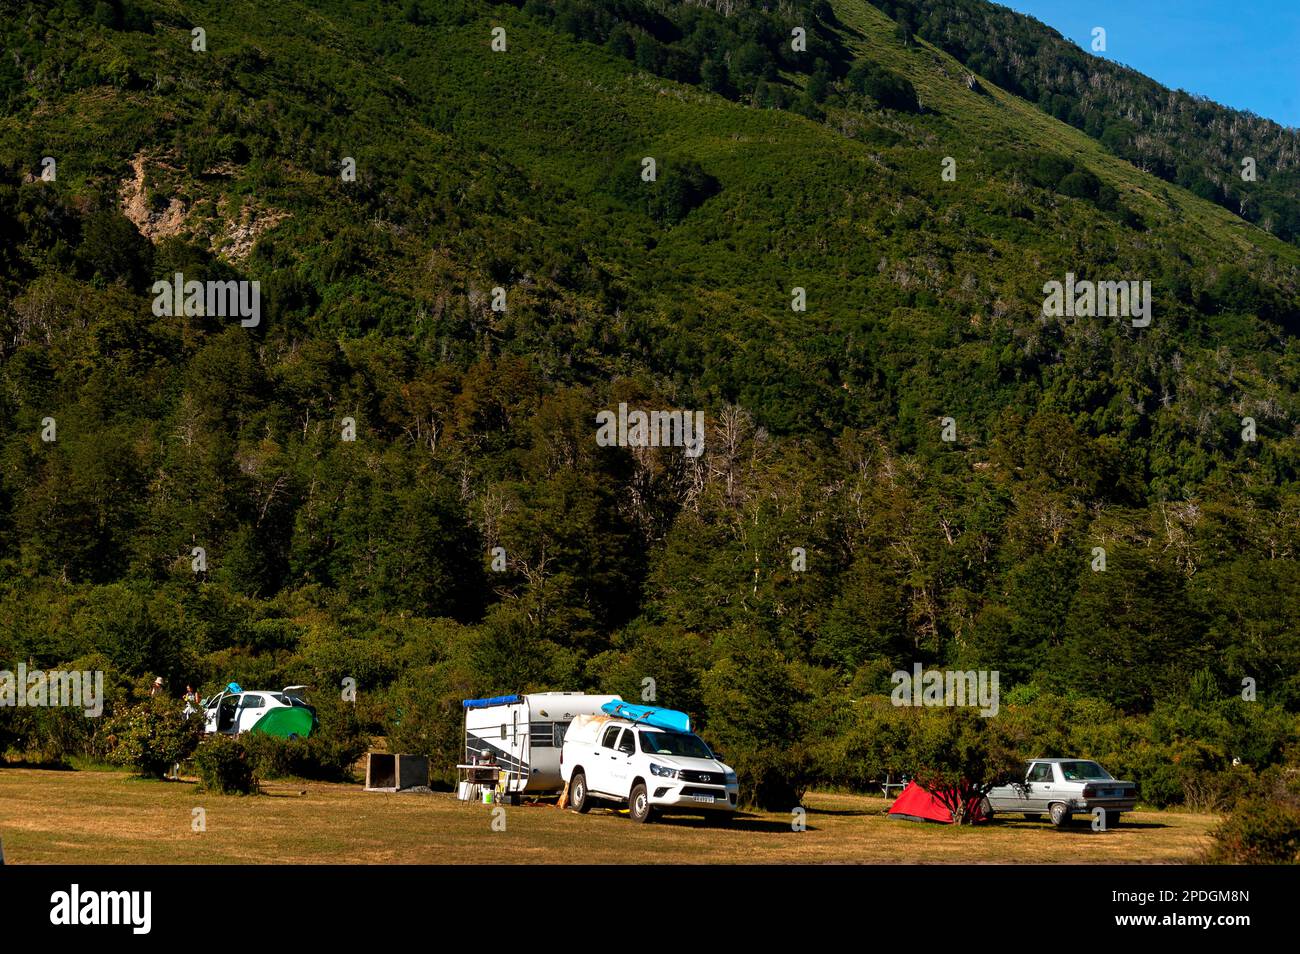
[1059, 761, 1113, 781]
[638, 730, 713, 759]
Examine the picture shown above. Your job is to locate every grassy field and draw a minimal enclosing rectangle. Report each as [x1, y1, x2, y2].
[0, 768, 1216, 864]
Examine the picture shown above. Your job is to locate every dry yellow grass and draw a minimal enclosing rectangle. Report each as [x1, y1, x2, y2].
[0, 768, 1216, 864]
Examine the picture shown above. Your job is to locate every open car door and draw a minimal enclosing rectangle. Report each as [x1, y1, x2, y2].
[202, 691, 225, 734]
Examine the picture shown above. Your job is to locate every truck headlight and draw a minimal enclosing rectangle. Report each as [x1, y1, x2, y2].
[649, 763, 678, 779]
[724, 771, 738, 784]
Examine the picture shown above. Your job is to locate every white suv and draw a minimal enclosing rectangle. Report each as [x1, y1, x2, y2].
[560, 718, 739, 823]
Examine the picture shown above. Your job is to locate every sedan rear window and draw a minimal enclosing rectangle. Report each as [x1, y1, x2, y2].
[1059, 761, 1112, 781]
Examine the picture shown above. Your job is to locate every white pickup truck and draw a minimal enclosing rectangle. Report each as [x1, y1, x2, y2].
[560, 716, 739, 823]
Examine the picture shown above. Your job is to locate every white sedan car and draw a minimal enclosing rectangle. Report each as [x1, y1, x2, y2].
[199, 684, 316, 739]
[987, 758, 1137, 827]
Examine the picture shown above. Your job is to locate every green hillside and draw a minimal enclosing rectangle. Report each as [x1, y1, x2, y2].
[1, 0, 1297, 810]
[872, 0, 1300, 243]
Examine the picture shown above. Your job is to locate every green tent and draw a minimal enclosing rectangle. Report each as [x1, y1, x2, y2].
[249, 706, 314, 739]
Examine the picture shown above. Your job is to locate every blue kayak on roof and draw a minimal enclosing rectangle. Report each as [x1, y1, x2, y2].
[601, 700, 692, 733]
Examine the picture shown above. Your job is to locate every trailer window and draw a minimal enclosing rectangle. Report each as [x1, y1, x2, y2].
[530, 722, 555, 747]
[500, 724, 507, 740]
[554, 722, 570, 748]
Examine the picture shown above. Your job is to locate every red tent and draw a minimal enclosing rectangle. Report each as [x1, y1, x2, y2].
[887, 781, 989, 824]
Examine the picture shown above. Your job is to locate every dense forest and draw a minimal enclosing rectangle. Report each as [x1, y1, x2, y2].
[0, 0, 1298, 842]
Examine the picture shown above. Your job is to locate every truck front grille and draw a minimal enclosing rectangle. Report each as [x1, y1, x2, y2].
[680, 770, 726, 785]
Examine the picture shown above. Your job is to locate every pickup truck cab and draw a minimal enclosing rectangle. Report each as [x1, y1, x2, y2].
[987, 758, 1136, 827]
[560, 717, 739, 823]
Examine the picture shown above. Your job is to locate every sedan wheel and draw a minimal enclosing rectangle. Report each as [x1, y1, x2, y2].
[1049, 802, 1072, 827]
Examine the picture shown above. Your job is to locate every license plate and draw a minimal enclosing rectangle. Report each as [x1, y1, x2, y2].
[692, 795, 714, 803]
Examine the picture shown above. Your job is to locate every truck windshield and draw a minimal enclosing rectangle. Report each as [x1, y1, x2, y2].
[638, 731, 713, 759]
[1059, 761, 1112, 781]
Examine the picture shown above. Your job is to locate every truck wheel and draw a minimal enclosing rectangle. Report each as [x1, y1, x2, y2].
[569, 772, 591, 814]
[1023, 813, 1042, 821]
[1049, 802, 1072, 827]
[1104, 810, 1122, 828]
[629, 782, 654, 823]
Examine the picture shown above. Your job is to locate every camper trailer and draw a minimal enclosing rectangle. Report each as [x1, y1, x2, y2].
[460, 692, 620, 803]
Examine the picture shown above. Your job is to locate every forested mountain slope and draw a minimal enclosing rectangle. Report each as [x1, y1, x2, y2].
[0, 0, 1297, 803]
[873, 0, 1300, 242]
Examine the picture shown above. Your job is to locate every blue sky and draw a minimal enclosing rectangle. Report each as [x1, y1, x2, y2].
[996, 1, 1300, 128]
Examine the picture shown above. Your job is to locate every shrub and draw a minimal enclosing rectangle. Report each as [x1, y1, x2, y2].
[300, 729, 367, 781]
[18, 706, 93, 765]
[1205, 768, 1300, 863]
[1058, 170, 1100, 200]
[240, 729, 365, 782]
[301, 693, 369, 780]
[194, 734, 258, 794]
[1206, 798, 1300, 864]
[1182, 768, 1257, 813]
[103, 698, 201, 778]
[240, 733, 310, 779]
[847, 61, 920, 112]
[725, 745, 808, 811]
[1134, 760, 1187, 809]
[0, 708, 21, 760]
[606, 157, 721, 226]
